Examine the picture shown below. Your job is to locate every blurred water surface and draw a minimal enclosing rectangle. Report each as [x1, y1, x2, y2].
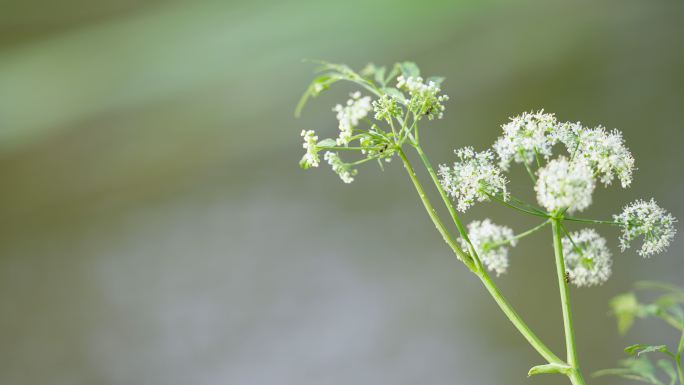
[0, 0, 683, 384]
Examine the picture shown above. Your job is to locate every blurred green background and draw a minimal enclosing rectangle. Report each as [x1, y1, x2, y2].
[0, 0, 682, 384]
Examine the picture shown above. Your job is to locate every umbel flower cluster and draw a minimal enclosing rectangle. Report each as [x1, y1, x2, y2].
[439, 109, 676, 284]
[296, 61, 678, 385]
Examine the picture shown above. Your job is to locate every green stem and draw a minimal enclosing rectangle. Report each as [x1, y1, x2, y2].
[551, 218, 586, 385]
[676, 332, 683, 385]
[413, 144, 481, 269]
[397, 149, 474, 271]
[399, 147, 563, 366]
[479, 269, 564, 365]
[486, 192, 551, 218]
[562, 216, 619, 226]
[488, 220, 550, 249]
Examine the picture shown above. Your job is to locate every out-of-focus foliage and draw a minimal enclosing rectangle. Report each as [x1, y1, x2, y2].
[596, 282, 684, 384]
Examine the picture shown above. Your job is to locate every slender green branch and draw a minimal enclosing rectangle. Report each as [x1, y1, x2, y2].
[676, 332, 684, 385]
[524, 161, 537, 183]
[486, 192, 551, 218]
[403, 146, 563, 367]
[478, 269, 564, 364]
[562, 216, 619, 226]
[397, 148, 475, 271]
[488, 220, 550, 249]
[412, 144, 481, 269]
[551, 218, 586, 385]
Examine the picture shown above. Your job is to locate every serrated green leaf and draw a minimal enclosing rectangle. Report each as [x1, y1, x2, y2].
[625, 344, 671, 357]
[528, 363, 572, 376]
[398, 61, 420, 78]
[656, 359, 676, 385]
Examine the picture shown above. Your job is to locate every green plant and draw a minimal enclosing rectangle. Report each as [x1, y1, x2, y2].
[595, 282, 684, 384]
[295, 61, 677, 384]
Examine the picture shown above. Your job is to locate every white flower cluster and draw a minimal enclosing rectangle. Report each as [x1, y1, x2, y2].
[333, 91, 372, 146]
[493, 110, 559, 170]
[535, 157, 594, 213]
[324, 151, 357, 184]
[556, 123, 634, 187]
[438, 147, 508, 212]
[562, 229, 612, 287]
[372, 94, 401, 123]
[396, 76, 449, 120]
[460, 219, 516, 276]
[614, 199, 677, 257]
[300, 130, 320, 168]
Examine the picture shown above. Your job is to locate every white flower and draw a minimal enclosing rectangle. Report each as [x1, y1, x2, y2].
[300, 130, 320, 168]
[493, 110, 559, 170]
[396, 76, 448, 120]
[460, 219, 516, 276]
[333, 91, 372, 146]
[372, 94, 401, 122]
[562, 229, 612, 287]
[535, 157, 595, 213]
[438, 147, 508, 212]
[614, 199, 677, 257]
[556, 123, 635, 188]
[324, 151, 357, 183]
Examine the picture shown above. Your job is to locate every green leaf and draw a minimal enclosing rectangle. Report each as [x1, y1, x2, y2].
[374, 67, 386, 86]
[636, 281, 684, 295]
[295, 73, 343, 117]
[595, 357, 665, 385]
[611, 292, 641, 334]
[655, 359, 676, 385]
[528, 363, 572, 376]
[624, 344, 671, 357]
[382, 87, 407, 104]
[316, 138, 337, 147]
[426, 76, 445, 86]
[398, 61, 420, 78]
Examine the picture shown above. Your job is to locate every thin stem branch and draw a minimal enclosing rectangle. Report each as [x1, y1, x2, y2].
[562, 216, 619, 226]
[486, 192, 551, 218]
[488, 220, 550, 249]
[676, 332, 684, 385]
[551, 219, 586, 385]
[401, 146, 563, 366]
[478, 268, 564, 365]
[412, 144, 481, 269]
[397, 148, 474, 271]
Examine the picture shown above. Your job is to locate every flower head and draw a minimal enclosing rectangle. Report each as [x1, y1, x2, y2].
[562, 229, 612, 287]
[324, 151, 357, 183]
[614, 199, 677, 257]
[439, 147, 508, 212]
[535, 157, 595, 213]
[300, 129, 320, 168]
[493, 110, 559, 170]
[556, 123, 634, 188]
[396, 76, 448, 120]
[460, 219, 516, 276]
[372, 94, 401, 123]
[333, 91, 372, 146]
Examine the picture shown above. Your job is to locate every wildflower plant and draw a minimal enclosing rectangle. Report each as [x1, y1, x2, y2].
[295, 61, 678, 384]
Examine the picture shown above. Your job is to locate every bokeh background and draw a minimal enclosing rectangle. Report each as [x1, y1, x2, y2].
[1, 0, 683, 384]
